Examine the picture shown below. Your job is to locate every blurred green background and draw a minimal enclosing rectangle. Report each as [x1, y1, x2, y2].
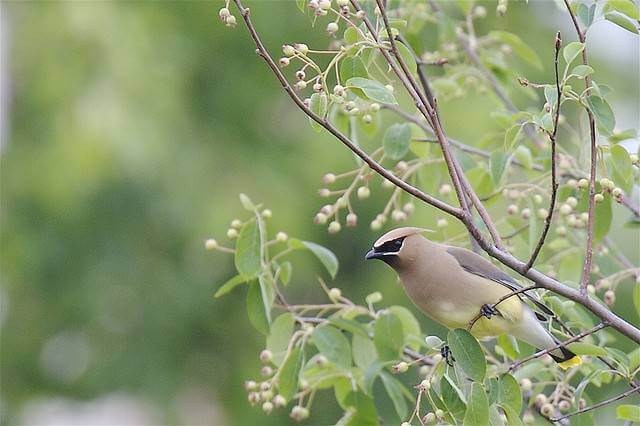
[1, 1, 637, 425]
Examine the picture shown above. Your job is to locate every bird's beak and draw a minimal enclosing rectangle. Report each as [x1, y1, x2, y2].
[365, 249, 382, 260]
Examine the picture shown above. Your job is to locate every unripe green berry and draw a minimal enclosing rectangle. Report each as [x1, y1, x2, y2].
[578, 178, 589, 189]
[262, 209, 272, 218]
[385, 84, 394, 92]
[290, 405, 309, 421]
[566, 196, 578, 208]
[507, 204, 519, 215]
[612, 187, 623, 197]
[362, 114, 372, 124]
[262, 401, 274, 414]
[366, 291, 382, 304]
[523, 411, 535, 424]
[534, 393, 547, 406]
[335, 196, 347, 208]
[279, 57, 290, 67]
[370, 219, 382, 230]
[393, 361, 409, 373]
[559, 400, 571, 412]
[294, 43, 309, 54]
[420, 379, 431, 390]
[474, 5, 487, 17]
[403, 202, 415, 214]
[357, 186, 370, 199]
[245, 380, 257, 390]
[313, 83, 323, 92]
[346, 213, 357, 227]
[580, 212, 589, 222]
[248, 392, 260, 405]
[382, 178, 394, 189]
[496, 3, 507, 15]
[318, 0, 331, 9]
[521, 208, 531, 219]
[520, 378, 532, 392]
[225, 15, 237, 27]
[328, 221, 341, 234]
[337, 0, 349, 5]
[556, 226, 567, 236]
[439, 184, 452, 196]
[534, 194, 543, 204]
[376, 213, 387, 223]
[567, 179, 578, 188]
[261, 366, 273, 377]
[276, 232, 288, 242]
[273, 394, 287, 408]
[537, 208, 548, 219]
[594, 193, 604, 203]
[227, 228, 238, 239]
[326, 22, 339, 34]
[260, 349, 273, 363]
[435, 409, 445, 420]
[540, 403, 554, 416]
[260, 381, 271, 391]
[423, 412, 436, 424]
[219, 7, 230, 19]
[329, 287, 342, 301]
[314, 212, 328, 224]
[392, 209, 407, 222]
[283, 44, 295, 56]
[299, 379, 309, 390]
[559, 204, 572, 215]
[261, 389, 273, 401]
[205, 239, 218, 250]
[318, 188, 331, 197]
[315, 355, 328, 366]
[295, 80, 307, 90]
[437, 218, 448, 228]
[604, 290, 615, 306]
[370, 103, 381, 112]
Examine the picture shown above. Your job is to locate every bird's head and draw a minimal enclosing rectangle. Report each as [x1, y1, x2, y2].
[365, 227, 431, 268]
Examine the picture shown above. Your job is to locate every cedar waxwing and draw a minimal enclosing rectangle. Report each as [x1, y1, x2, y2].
[365, 227, 581, 369]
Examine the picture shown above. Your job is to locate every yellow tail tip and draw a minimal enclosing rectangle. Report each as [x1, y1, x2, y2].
[558, 355, 583, 370]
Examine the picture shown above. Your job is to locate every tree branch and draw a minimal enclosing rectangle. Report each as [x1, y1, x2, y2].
[508, 322, 608, 371]
[467, 285, 540, 330]
[551, 385, 640, 422]
[525, 32, 562, 271]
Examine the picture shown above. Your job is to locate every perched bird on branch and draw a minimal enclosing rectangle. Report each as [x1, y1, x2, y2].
[365, 227, 581, 369]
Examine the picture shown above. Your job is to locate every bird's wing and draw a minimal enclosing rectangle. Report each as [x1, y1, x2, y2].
[446, 246, 553, 318]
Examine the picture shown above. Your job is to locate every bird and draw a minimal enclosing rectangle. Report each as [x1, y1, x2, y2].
[365, 226, 581, 369]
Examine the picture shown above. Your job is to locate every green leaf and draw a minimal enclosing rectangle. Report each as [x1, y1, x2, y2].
[593, 195, 612, 243]
[267, 313, 295, 366]
[497, 335, 520, 360]
[363, 360, 385, 395]
[544, 85, 558, 109]
[567, 342, 608, 356]
[214, 275, 247, 298]
[563, 42, 585, 65]
[577, 2, 596, 26]
[341, 391, 378, 425]
[605, 11, 640, 33]
[571, 64, 595, 79]
[309, 93, 328, 132]
[611, 145, 633, 184]
[606, 0, 640, 19]
[346, 77, 397, 104]
[489, 31, 542, 69]
[447, 329, 486, 382]
[389, 306, 422, 351]
[247, 282, 269, 335]
[312, 324, 352, 368]
[464, 382, 489, 426]
[488, 374, 522, 414]
[609, 128, 637, 144]
[353, 334, 377, 370]
[490, 152, 509, 186]
[587, 95, 616, 136]
[330, 317, 369, 338]
[340, 56, 368, 82]
[504, 124, 524, 151]
[513, 146, 533, 170]
[343, 26, 359, 45]
[288, 238, 338, 278]
[396, 41, 417, 76]
[276, 261, 292, 285]
[235, 220, 262, 279]
[489, 403, 505, 426]
[383, 123, 412, 160]
[296, 0, 305, 12]
[634, 283, 640, 318]
[258, 274, 275, 324]
[500, 404, 524, 426]
[239, 193, 256, 211]
[374, 311, 405, 361]
[279, 346, 303, 401]
[441, 374, 467, 420]
[617, 404, 640, 422]
[380, 371, 409, 419]
[302, 359, 348, 388]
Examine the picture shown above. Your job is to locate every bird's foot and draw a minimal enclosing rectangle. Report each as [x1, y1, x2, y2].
[480, 304, 499, 319]
[441, 345, 455, 367]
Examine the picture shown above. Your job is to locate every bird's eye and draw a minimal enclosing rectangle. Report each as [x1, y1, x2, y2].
[394, 239, 403, 248]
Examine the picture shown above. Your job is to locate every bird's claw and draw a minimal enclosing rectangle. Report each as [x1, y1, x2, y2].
[480, 304, 499, 319]
[441, 345, 455, 367]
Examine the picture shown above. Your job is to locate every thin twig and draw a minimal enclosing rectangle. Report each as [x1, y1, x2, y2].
[467, 285, 540, 330]
[508, 322, 608, 372]
[560, 0, 598, 297]
[551, 385, 640, 422]
[525, 32, 563, 271]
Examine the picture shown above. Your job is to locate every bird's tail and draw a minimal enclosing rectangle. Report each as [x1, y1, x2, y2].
[548, 344, 582, 370]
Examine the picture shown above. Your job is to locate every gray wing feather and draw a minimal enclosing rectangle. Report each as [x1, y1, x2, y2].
[446, 246, 554, 317]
